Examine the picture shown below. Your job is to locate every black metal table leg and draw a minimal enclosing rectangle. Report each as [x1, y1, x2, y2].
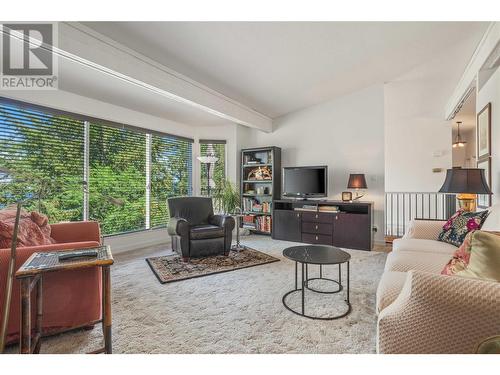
[301, 262, 305, 315]
[338, 263, 341, 286]
[347, 261, 350, 303]
[305, 263, 309, 288]
[319, 264, 322, 278]
[295, 261, 298, 290]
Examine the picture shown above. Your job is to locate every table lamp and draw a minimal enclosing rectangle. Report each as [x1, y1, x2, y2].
[347, 174, 367, 201]
[438, 167, 492, 212]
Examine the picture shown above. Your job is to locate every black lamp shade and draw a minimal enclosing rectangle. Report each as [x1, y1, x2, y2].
[348, 174, 367, 189]
[439, 168, 492, 194]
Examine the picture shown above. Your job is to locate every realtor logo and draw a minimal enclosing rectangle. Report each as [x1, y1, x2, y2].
[0, 22, 58, 90]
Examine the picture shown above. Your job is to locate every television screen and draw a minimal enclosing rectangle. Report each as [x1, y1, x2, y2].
[283, 166, 327, 198]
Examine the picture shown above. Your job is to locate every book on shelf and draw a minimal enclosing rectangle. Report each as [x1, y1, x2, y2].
[294, 207, 339, 213]
[242, 198, 272, 213]
[255, 215, 272, 233]
[319, 206, 339, 212]
[241, 214, 272, 233]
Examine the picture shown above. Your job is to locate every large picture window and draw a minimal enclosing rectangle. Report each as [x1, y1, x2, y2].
[0, 103, 85, 222]
[0, 99, 193, 236]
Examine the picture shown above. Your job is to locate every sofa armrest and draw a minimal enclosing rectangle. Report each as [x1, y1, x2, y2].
[209, 214, 235, 232]
[167, 217, 190, 237]
[377, 270, 500, 353]
[50, 221, 101, 244]
[402, 219, 446, 240]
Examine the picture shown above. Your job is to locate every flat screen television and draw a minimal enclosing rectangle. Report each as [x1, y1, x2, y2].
[282, 166, 328, 198]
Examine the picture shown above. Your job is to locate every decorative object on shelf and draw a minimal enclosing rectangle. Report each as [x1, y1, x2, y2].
[477, 103, 491, 160]
[477, 158, 492, 208]
[256, 186, 265, 195]
[452, 121, 467, 148]
[347, 174, 367, 201]
[197, 150, 219, 196]
[0, 202, 22, 353]
[438, 167, 492, 212]
[341, 191, 352, 202]
[247, 166, 272, 181]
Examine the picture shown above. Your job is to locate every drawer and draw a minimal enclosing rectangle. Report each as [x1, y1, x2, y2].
[302, 233, 333, 245]
[302, 222, 333, 235]
[301, 212, 335, 223]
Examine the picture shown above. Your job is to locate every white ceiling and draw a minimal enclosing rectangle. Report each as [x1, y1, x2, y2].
[83, 22, 489, 119]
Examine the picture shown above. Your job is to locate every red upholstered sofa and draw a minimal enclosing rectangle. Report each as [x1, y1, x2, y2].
[0, 221, 102, 345]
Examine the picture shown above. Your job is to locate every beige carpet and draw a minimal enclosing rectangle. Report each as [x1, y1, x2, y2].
[5, 236, 386, 354]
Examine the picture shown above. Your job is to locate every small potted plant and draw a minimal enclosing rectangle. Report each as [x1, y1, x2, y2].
[219, 178, 240, 215]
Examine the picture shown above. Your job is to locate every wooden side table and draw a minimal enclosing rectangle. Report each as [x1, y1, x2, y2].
[15, 245, 114, 354]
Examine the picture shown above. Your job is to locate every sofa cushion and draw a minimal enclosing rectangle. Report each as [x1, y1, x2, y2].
[393, 238, 458, 255]
[384, 251, 452, 274]
[450, 231, 500, 282]
[376, 271, 407, 313]
[438, 209, 489, 247]
[0, 209, 56, 248]
[190, 224, 224, 240]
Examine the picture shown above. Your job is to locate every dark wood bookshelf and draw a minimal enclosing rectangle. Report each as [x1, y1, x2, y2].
[240, 146, 281, 235]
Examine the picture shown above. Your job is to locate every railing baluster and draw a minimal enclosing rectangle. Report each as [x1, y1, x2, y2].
[384, 192, 453, 239]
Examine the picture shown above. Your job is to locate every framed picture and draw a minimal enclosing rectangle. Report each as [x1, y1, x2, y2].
[477, 103, 491, 160]
[477, 157, 491, 208]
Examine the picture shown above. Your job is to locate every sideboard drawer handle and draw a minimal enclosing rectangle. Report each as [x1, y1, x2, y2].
[297, 213, 300, 218]
[315, 225, 318, 230]
[315, 236, 318, 241]
[315, 214, 318, 219]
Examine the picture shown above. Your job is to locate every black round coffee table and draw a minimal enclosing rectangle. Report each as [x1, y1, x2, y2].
[282, 245, 351, 320]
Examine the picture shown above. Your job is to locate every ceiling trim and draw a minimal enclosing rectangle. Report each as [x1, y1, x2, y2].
[445, 22, 500, 120]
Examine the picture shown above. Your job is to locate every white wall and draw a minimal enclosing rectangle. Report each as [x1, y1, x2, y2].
[384, 37, 483, 192]
[477, 67, 500, 204]
[238, 85, 386, 243]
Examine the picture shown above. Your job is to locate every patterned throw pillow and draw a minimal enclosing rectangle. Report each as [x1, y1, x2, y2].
[438, 209, 489, 247]
[441, 230, 474, 275]
[442, 230, 500, 282]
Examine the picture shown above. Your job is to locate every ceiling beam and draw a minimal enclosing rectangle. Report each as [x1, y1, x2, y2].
[58, 22, 272, 132]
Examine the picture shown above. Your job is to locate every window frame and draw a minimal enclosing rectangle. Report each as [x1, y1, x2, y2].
[0, 96, 194, 237]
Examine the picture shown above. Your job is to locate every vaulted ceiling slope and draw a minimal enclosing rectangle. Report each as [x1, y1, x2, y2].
[83, 22, 489, 119]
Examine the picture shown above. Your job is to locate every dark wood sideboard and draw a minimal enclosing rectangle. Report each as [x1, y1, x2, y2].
[272, 200, 374, 251]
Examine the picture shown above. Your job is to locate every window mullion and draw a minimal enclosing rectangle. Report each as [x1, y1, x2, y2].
[146, 133, 152, 229]
[83, 121, 90, 221]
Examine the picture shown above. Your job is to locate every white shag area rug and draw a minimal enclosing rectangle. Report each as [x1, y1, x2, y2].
[6, 236, 386, 354]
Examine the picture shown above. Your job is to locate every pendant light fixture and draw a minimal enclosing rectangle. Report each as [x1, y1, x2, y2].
[452, 121, 467, 148]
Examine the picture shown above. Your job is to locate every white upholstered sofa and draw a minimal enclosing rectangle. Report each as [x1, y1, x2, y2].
[376, 204, 500, 353]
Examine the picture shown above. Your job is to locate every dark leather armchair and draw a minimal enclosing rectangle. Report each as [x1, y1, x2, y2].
[167, 197, 235, 261]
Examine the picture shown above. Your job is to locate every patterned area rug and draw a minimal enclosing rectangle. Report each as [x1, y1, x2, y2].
[146, 248, 279, 283]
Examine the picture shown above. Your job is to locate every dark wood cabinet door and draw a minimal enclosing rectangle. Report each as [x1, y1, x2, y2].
[333, 213, 371, 250]
[273, 210, 302, 242]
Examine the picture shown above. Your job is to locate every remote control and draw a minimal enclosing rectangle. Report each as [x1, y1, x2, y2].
[58, 250, 99, 261]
